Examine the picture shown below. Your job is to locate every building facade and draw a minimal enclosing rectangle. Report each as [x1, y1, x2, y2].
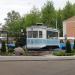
[63, 16, 75, 39]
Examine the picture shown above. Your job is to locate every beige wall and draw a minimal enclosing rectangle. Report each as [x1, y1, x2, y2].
[63, 21, 75, 37]
[66, 21, 75, 37]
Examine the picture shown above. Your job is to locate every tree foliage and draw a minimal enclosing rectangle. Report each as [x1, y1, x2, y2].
[5, 10, 21, 29]
[4, 10, 22, 37]
[41, 1, 56, 27]
[57, 9, 63, 36]
[5, 10, 21, 23]
[63, 1, 75, 20]
[23, 7, 41, 27]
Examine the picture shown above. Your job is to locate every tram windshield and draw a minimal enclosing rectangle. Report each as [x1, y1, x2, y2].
[47, 31, 58, 39]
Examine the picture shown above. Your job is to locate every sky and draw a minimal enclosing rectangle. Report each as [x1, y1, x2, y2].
[0, 0, 75, 25]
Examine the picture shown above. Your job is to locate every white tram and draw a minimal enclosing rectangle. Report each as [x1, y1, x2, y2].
[26, 24, 60, 50]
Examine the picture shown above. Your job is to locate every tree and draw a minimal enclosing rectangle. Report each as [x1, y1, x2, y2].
[5, 11, 25, 38]
[63, 1, 74, 20]
[23, 7, 41, 28]
[72, 3, 75, 14]
[4, 10, 22, 36]
[41, 1, 56, 27]
[57, 9, 63, 36]
[5, 10, 21, 23]
[66, 40, 71, 53]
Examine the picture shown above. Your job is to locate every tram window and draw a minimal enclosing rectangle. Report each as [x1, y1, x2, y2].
[39, 31, 42, 38]
[28, 31, 32, 38]
[53, 32, 58, 37]
[47, 31, 58, 39]
[28, 31, 38, 38]
[33, 31, 38, 38]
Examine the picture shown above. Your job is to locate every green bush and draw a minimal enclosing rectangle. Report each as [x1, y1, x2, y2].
[73, 40, 75, 50]
[8, 48, 14, 53]
[65, 53, 74, 56]
[1, 41, 6, 55]
[65, 40, 71, 53]
[53, 50, 65, 56]
[53, 50, 74, 56]
[71, 49, 75, 55]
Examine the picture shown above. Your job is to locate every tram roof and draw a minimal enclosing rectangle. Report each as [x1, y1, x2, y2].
[27, 25, 59, 31]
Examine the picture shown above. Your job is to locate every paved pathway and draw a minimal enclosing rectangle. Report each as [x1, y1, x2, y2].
[0, 60, 75, 75]
[0, 55, 75, 61]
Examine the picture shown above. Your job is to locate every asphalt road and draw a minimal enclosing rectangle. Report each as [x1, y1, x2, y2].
[0, 60, 75, 75]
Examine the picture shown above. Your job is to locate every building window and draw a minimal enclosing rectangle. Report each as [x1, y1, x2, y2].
[39, 31, 42, 38]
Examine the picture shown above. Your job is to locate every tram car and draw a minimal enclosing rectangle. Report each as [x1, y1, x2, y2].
[26, 24, 60, 50]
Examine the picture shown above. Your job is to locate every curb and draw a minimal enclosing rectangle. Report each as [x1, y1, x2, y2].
[0, 56, 75, 61]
